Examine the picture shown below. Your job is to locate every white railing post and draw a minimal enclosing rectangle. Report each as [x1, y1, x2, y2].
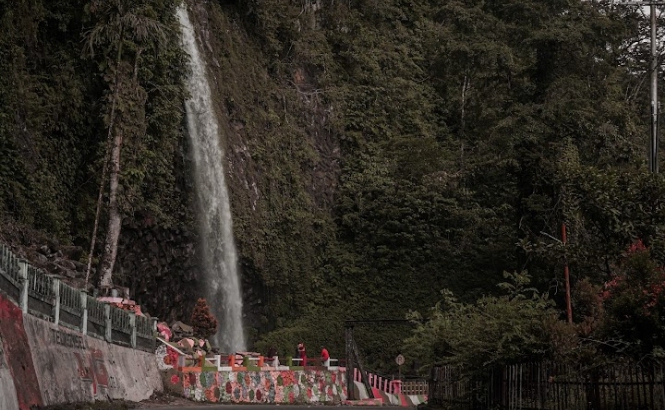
[129, 312, 137, 348]
[18, 260, 28, 313]
[104, 304, 112, 342]
[151, 317, 158, 349]
[52, 278, 60, 326]
[80, 293, 88, 335]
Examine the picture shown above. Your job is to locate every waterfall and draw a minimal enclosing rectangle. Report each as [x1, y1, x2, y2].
[177, 4, 246, 353]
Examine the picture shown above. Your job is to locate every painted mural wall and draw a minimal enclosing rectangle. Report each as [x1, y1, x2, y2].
[164, 368, 348, 404]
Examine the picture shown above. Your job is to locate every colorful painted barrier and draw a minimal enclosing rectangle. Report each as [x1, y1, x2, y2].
[163, 368, 348, 404]
[351, 368, 428, 407]
[349, 380, 428, 406]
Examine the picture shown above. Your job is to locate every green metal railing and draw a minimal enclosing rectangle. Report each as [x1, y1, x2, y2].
[0, 243, 157, 352]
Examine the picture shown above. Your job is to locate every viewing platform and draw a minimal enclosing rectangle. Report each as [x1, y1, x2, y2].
[157, 340, 427, 406]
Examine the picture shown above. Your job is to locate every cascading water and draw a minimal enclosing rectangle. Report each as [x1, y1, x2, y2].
[177, 4, 246, 353]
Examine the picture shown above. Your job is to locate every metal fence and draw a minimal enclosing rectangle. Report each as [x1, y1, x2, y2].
[0, 243, 157, 352]
[136, 314, 156, 351]
[86, 295, 107, 339]
[110, 303, 132, 346]
[402, 379, 429, 396]
[430, 361, 665, 410]
[59, 279, 84, 330]
[429, 366, 480, 409]
[0, 245, 21, 302]
[27, 264, 55, 319]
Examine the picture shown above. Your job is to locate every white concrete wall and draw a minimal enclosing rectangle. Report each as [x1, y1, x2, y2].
[22, 314, 162, 405]
[0, 333, 19, 410]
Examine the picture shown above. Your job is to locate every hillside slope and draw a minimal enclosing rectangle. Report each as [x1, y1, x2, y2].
[0, 0, 660, 372]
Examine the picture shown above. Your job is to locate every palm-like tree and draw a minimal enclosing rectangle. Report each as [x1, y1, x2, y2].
[83, 0, 168, 292]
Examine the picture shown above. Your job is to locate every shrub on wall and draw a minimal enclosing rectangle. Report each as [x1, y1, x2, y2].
[191, 298, 218, 340]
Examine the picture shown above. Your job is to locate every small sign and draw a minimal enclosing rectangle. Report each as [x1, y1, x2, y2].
[395, 354, 405, 366]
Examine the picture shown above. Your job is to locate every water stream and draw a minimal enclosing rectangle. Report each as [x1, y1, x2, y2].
[177, 4, 246, 352]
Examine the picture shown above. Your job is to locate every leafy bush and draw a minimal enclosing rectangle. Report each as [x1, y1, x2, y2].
[404, 272, 558, 373]
[601, 241, 665, 359]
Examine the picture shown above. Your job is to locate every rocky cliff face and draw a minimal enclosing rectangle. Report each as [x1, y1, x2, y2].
[79, 0, 341, 333]
[179, 1, 341, 334]
[115, 216, 200, 322]
[0, 0, 341, 337]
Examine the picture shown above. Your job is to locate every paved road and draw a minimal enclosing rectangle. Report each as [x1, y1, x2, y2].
[139, 406, 346, 410]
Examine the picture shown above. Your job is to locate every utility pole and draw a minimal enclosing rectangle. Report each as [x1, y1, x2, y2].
[540, 227, 573, 324]
[616, 1, 665, 173]
[562, 223, 572, 325]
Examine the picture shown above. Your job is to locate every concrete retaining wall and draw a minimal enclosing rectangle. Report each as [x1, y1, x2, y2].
[23, 314, 163, 405]
[0, 292, 163, 409]
[0, 333, 19, 410]
[0, 293, 43, 409]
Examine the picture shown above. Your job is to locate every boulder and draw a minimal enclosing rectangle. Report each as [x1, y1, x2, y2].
[60, 245, 83, 261]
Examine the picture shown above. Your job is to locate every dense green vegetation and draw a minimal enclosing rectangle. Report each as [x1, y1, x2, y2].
[0, 0, 188, 240]
[240, 0, 665, 370]
[2, 0, 665, 372]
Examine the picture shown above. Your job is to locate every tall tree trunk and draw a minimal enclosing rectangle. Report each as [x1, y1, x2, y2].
[460, 75, 468, 171]
[98, 128, 123, 290]
[85, 24, 124, 290]
[84, 138, 111, 289]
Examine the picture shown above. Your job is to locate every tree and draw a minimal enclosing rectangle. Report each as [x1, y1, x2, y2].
[191, 298, 219, 340]
[83, 0, 167, 291]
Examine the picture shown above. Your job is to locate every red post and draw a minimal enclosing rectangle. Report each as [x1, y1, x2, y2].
[562, 223, 573, 325]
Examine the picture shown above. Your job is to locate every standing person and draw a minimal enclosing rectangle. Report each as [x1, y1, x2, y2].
[321, 346, 330, 367]
[267, 346, 279, 367]
[298, 342, 307, 367]
[295, 343, 302, 365]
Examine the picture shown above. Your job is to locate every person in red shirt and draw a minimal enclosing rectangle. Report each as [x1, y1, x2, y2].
[297, 342, 307, 367]
[321, 346, 330, 367]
